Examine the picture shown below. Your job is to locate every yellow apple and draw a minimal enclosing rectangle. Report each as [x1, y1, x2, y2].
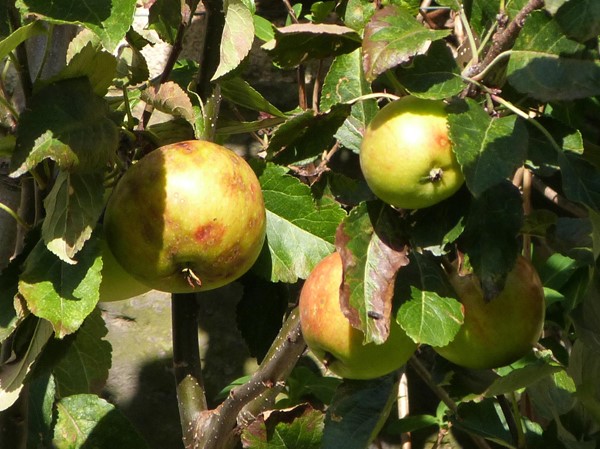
[104, 140, 266, 293]
[299, 252, 417, 379]
[360, 96, 464, 209]
[433, 256, 545, 369]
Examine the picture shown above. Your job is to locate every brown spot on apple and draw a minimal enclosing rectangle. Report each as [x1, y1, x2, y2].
[194, 222, 225, 246]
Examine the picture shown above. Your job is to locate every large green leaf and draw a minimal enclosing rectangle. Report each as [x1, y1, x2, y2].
[11, 78, 119, 176]
[448, 98, 528, 197]
[19, 236, 102, 338]
[320, 49, 377, 153]
[213, 0, 254, 80]
[253, 164, 346, 283]
[42, 171, 105, 264]
[555, 0, 600, 42]
[507, 11, 600, 101]
[53, 394, 149, 449]
[220, 77, 286, 117]
[362, 5, 450, 81]
[16, 0, 137, 52]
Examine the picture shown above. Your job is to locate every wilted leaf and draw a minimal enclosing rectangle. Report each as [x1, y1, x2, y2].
[242, 404, 324, 449]
[395, 40, 465, 100]
[267, 104, 351, 165]
[263, 23, 361, 69]
[362, 5, 450, 82]
[16, 0, 138, 52]
[42, 171, 105, 264]
[53, 394, 149, 449]
[0, 318, 54, 411]
[253, 164, 346, 283]
[323, 374, 398, 449]
[507, 11, 600, 101]
[448, 98, 528, 197]
[320, 49, 377, 152]
[11, 78, 119, 176]
[335, 202, 409, 344]
[141, 81, 196, 127]
[19, 237, 102, 338]
[213, 0, 254, 80]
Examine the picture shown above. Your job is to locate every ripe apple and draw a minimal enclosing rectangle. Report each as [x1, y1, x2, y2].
[433, 256, 545, 369]
[359, 96, 464, 209]
[299, 252, 417, 379]
[104, 140, 266, 293]
[99, 237, 151, 302]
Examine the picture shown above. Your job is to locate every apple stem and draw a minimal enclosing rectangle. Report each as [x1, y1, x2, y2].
[183, 267, 202, 289]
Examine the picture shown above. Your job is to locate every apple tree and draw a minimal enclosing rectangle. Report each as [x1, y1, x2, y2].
[1, 0, 600, 448]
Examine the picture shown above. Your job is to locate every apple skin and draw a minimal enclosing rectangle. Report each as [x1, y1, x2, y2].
[433, 256, 545, 370]
[299, 252, 417, 380]
[104, 140, 266, 293]
[360, 96, 464, 210]
[99, 238, 151, 302]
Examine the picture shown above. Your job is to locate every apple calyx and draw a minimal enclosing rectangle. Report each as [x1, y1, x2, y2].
[183, 267, 202, 289]
[419, 167, 444, 184]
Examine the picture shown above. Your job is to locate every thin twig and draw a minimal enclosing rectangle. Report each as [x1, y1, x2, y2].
[531, 175, 588, 218]
[464, 0, 544, 79]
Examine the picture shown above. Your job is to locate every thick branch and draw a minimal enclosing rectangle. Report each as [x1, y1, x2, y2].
[465, 0, 544, 79]
[195, 308, 306, 449]
[172, 293, 208, 449]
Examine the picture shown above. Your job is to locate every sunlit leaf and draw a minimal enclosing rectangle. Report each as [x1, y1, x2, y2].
[213, 0, 254, 80]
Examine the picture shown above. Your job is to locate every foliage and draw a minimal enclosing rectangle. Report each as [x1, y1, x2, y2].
[0, 0, 599, 448]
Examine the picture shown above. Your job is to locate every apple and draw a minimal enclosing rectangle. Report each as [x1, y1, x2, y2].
[99, 237, 151, 302]
[299, 252, 417, 379]
[433, 256, 545, 369]
[103, 140, 266, 293]
[359, 96, 464, 209]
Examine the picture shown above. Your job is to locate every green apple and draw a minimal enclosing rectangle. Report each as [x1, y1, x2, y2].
[299, 252, 417, 379]
[433, 256, 545, 369]
[99, 237, 151, 302]
[360, 96, 464, 210]
[104, 140, 266, 293]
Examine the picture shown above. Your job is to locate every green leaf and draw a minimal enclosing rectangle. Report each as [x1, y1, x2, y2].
[507, 11, 600, 101]
[567, 340, 600, 423]
[53, 394, 149, 449]
[267, 104, 351, 165]
[263, 23, 361, 69]
[11, 78, 119, 176]
[461, 182, 524, 299]
[16, 0, 137, 52]
[320, 49, 377, 152]
[528, 368, 577, 420]
[213, 0, 254, 80]
[323, 375, 398, 449]
[148, 0, 182, 44]
[242, 405, 324, 449]
[253, 164, 346, 283]
[484, 358, 565, 397]
[19, 236, 102, 338]
[572, 269, 600, 353]
[395, 40, 465, 100]
[254, 14, 274, 42]
[0, 21, 46, 63]
[141, 80, 197, 127]
[0, 318, 54, 411]
[45, 308, 112, 397]
[555, 0, 600, 42]
[42, 171, 105, 264]
[220, 77, 286, 117]
[0, 252, 23, 343]
[558, 152, 600, 211]
[362, 5, 450, 82]
[448, 98, 528, 197]
[343, 0, 376, 31]
[58, 39, 118, 96]
[27, 374, 56, 449]
[398, 287, 463, 347]
[335, 202, 410, 344]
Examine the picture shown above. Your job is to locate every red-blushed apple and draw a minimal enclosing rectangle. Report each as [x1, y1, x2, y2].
[99, 237, 151, 302]
[360, 96, 464, 210]
[104, 140, 266, 293]
[433, 256, 545, 369]
[299, 252, 417, 379]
